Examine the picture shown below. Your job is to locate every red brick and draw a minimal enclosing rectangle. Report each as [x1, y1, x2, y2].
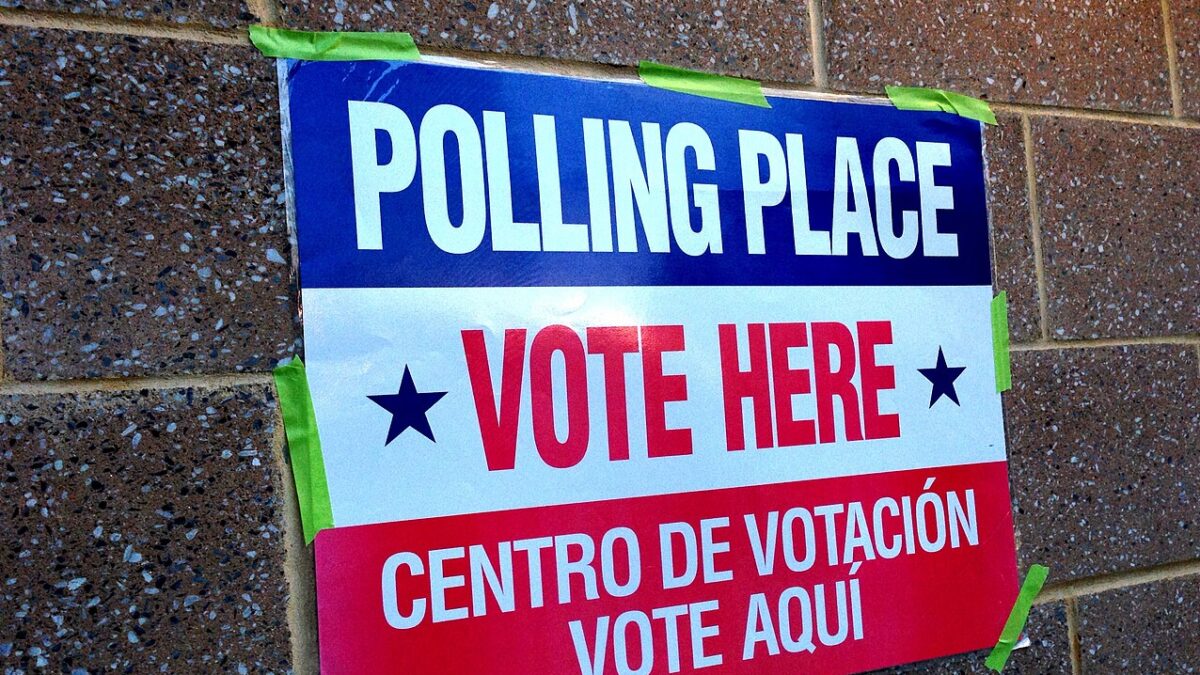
[0, 0, 254, 28]
[1032, 118, 1200, 339]
[0, 385, 293, 672]
[0, 29, 298, 380]
[277, 0, 813, 82]
[1175, 0, 1200, 117]
[824, 0, 1173, 114]
[986, 115, 1040, 342]
[1077, 575, 1200, 671]
[1007, 346, 1200, 580]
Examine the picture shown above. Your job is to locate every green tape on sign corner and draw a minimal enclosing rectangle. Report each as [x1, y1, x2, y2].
[985, 564, 1050, 672]
[249, 25, 420, 62]
[991, 292, 1012, 393]
[273, 357, 334, 544]
[638, 61, 770, 108]
[885, 85, 997, 125]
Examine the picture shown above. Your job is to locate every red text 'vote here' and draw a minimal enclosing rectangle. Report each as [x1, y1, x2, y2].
[461, 321, 901, 472]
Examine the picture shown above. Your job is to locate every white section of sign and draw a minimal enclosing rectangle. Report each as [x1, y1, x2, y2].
[303, 285, 1003, 527]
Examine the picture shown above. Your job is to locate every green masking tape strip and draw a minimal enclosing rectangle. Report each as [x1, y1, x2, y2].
[985, 564, 1049, 672]
[991, 292, 1012, 393]
[638, 61, 770, 108]
[249, 25, 420, 62]
[273, 357, 334, 544]
[885, 85, 997, 125]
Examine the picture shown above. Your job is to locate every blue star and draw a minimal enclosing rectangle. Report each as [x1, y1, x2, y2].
[919, 347, 966, 407]
[368, 367, 447, 444]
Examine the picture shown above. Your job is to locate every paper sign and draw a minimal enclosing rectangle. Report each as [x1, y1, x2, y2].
[277, 59, 1019, 674]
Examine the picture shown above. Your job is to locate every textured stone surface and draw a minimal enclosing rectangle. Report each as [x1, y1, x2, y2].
[0, 0, 255, 28]
[823, 0, 1172, 113]
[0, 385, 292, 673]
[986, 115, 1039, 342]
[1078, 575, 1200, 672]
[1178, 0, 1200, 117]
[1032, 118, 1200, 340]
[1007, 346, 1200, 580]
[0, 29, 298, 381]
[277, 0, 813, 82]
[871, 604, 1071, 674]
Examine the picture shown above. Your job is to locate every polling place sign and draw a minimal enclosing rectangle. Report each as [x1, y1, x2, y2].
[279, 58, 1018, 674]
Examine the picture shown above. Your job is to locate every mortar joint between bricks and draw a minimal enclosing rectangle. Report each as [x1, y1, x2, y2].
[0, 7, 246, 44]
[806, 0, 829, 88]
[1020, 114, 1052, 341]
[1009, 334, 1200, 352]
[246, 0, 284, 27]
[1036, 559, 1200, 604]
[3, 7, 1200, 133]
[1159, 0, 1186, 117]
[1065, 597, 1083, 675]
[0, 372, 274, 395]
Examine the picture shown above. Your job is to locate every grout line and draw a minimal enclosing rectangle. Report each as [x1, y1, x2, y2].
[0, 371, 273, 395]
[247, 0, 284, 27]
[0, 7, 245, 44]
[0, 338, 1186, 394]
[273, 418, 321, 675]
[420, 50, 875, 104]
[1021, 115, 1052, 341]
[991, 99, 1196, 127]
[1010, 334, 1200, 351]
[1065, 597, 1083, 675]
[806, 0, 829, 88]
[429, 49, 637, 83]
[1, 5, 1199, 129]
[790, 82, 1200, 127]
[1036, 558, 1200, 604]
[1161, 0, 1186, 118]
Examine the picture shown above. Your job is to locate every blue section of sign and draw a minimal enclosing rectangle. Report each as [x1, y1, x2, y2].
[285, 60, 992, 289]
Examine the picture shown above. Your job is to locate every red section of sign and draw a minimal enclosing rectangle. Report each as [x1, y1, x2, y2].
[316, 462, 1018, 674]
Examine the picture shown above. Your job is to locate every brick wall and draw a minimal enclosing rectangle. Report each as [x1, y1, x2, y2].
[0, 1, 1196, 673]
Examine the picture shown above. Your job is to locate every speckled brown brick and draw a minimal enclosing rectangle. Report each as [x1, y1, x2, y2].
[277, 0, 813, 83]
[1032, 118, 1200, 339]
[986, 115, 1039, 342]
[870, 604, 1071, 674]
[0, 0, 255, 28]
[1176, 0, 1200, 117]
[1007, 346, 1200, 580]
[1077, 575, 1200, 671]
[0, 385, 292, 673]
[823, 0, 1172, 114]
[0, 29, 299, 381]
